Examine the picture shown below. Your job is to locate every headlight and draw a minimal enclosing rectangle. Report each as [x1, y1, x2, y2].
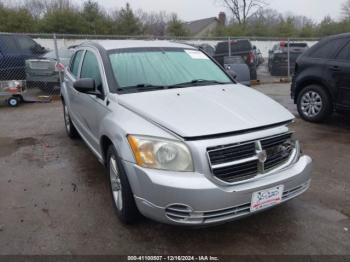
[127, 135, 194, 172]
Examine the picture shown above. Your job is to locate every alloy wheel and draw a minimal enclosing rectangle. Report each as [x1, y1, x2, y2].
[64, 105, 71, 132]
[110, 156, 123, 211]
[300, 91, 323, 117]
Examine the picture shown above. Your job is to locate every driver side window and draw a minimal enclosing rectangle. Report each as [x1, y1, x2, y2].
[80, 50, 104, 95]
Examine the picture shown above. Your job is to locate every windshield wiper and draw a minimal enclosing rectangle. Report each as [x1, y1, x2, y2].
[117, 84, 166, 93]
[117, 80, 231, 93]
[168, 79, 230, 88]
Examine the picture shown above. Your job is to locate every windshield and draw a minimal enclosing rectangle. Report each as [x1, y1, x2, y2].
[109, 48, 232, 92]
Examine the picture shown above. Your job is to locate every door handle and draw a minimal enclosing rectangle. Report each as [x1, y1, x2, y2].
[329, 66, 341, 72]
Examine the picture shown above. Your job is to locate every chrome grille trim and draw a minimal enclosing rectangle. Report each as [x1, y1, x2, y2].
[211, 155, 259, 169]
[207, 132, 296, 184]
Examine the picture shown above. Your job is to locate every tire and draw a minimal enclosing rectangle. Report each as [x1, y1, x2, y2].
[297, 85, 333, 123]
[107, 146, 140, 224]
[8, 97, 19, 107]
[62, 101, 79, 139]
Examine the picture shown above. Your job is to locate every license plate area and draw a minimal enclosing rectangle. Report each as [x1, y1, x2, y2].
[251, 185, 284, 212]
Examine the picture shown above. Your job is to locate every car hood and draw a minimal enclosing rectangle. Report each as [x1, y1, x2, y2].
[118, 84, 294, 138]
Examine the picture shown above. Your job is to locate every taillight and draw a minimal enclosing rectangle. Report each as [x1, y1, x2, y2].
[55, 62, 65, 72]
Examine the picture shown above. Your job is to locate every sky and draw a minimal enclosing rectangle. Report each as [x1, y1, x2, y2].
[76, 0, 345, 22]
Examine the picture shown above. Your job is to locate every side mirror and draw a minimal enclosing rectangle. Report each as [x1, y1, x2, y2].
[225, 68, 237, 79]
[74, 78, 97, 94]
[74, 78, 104, 99]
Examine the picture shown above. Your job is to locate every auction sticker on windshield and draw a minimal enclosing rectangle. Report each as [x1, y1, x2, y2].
[185, 50, 209, 60]
[251, 185, 284, 212]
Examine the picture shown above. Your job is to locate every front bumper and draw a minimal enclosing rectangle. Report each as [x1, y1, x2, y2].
[123, 155, 312, 226]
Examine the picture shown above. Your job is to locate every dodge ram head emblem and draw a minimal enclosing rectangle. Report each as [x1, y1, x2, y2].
[257, 150, 267, 163]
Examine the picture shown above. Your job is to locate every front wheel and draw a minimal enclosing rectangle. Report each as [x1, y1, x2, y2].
[297, 85, 333, 123]
[107, 146, 140, 224]
[63, 102, 79, 139]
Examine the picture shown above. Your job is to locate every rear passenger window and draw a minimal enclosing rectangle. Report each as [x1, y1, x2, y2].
[336, 41, 350, 60]
[310, 38, 348, 59]
[70, 50, 84, 77]
[80, 51, 103, 93]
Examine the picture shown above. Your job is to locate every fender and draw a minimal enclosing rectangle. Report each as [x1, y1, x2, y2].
[294, 68, 334, 103]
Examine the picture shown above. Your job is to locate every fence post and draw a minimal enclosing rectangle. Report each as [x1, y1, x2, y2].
[53, 33, 62, 92]
[228, 36, 231, 57]
[287, 38, 291, 80]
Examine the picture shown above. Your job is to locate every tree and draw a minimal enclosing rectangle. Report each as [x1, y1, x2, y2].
[138, 10, 169, 36]
[317, 16, 337, 36]
[0, 3, 36, 32]
[166, 14, 188, 37]
[342, 0, 350, 20]
[114, 3, 142, 35]
[23, 0, 49, 19]
[275, 16, 296, 37]
[218, 0, 267, 25]
[81, 0, 113, 34]
[38, 1, 87, 34]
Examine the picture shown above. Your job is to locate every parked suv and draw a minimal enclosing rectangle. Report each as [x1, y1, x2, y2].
[268, 42, 308, 76]
[0, 34, 47, 81]
[214, 39, 258, 80]
[61, 40, 312, 226]
[292, 33, 350, 122]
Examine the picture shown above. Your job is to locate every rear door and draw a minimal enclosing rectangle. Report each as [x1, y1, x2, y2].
[332, 39, 350, 108]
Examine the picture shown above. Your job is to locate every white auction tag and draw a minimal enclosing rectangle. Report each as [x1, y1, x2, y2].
[185, 50, 209, 60]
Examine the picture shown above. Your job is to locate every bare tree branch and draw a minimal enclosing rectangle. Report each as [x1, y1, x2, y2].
[342, 0, 350, 19]
[218, 0, 267, 24]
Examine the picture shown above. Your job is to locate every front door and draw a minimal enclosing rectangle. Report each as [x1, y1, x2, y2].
[76, 49, 109, 151]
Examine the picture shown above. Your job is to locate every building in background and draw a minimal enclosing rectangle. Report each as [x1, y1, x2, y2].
[184, 12, 226, 37]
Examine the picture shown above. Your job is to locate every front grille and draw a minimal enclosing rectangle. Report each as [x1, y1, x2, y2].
[207, 133, 294, 183]
[262, 133, 294, 171]
[261, 133, 292, 148]
[208, 142, 256, 165]
[212, 160, 258, 183]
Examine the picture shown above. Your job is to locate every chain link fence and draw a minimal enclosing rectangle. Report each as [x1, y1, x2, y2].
[0, 32, 319, 107]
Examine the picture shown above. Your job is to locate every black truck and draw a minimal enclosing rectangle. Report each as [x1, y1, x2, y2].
[213, 39, 258, 80]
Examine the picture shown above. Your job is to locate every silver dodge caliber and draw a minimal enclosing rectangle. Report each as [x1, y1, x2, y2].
[61, 40, 312, 226]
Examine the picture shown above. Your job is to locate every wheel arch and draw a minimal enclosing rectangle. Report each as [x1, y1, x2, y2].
[100, 135, 114, 166]
[294, 78, 332, 104]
